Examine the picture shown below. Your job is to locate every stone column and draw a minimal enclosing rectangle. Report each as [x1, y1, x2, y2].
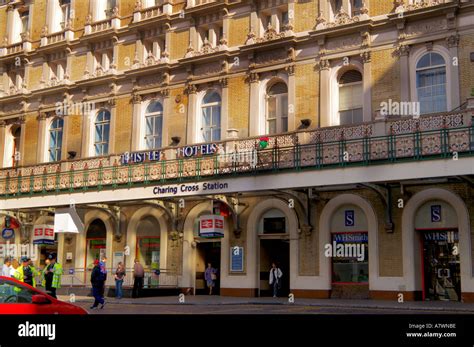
[399, 44, 410, 103]
[220, 78, 229, 141]
[319, 59, 331, 127]
[185, 84, 197, 144]
[161, 89, 171, 147]
[447, 34, 460, 110]
[361, 51, 372, 122]
[248, 72, 260, 136]
[109, 98, 117, 154]
[36, 112, 47, 163]
[287, 65, 296, 131]
[0, 120, 6, 167]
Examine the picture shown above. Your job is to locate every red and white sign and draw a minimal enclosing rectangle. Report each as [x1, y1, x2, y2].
[32, 224, 55, 245]
[199, 215, 224, 238]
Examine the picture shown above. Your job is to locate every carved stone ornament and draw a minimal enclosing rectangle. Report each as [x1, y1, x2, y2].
[446, 34, 460, 48]
[185, 84, 197, 95]
[132, 93, 142, 104]
[134, 0, 143, 12]
[319, 59, 330, 71]
[257, 23, 285, 43]
[248, 72, 259, 83]
[184, 43, 195, 58]
[315, 12, 327, 30]
[85, 14, 93, 25]
[245, 30, 256, 45]
[361, 51, 371, 63]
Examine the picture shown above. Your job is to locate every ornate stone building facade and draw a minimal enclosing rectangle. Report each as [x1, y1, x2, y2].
[0, 0, 473, 301]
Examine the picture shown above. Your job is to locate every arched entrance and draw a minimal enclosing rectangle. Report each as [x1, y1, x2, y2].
[319, 194, 379, 299]
[85, 219, 107, 270]
[182, 202, 231, 295]
[193, 210, 221, 295]
[329, 204, 369, 299]
[258, 208, 290, 297]
[402, 188, 472, 301]
[416, 200, 460, 301]
[136, 216, 161, 288]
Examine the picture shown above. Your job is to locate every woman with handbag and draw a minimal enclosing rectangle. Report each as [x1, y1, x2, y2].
[204, 263, 217, 295]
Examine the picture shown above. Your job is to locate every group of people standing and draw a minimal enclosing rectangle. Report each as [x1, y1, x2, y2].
[1, 253, 62, 298]
[89, 258, 146, 309]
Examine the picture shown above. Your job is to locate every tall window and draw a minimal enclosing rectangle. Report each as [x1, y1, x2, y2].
[48, 118, 63, 162]
[60, 0, 71, 27]
[145, 101, 163, 149]
[11, 126, 21, 167]
[20, 10, 29, 34]
[201, 92, 221, 142]
[338, 70, 363, 125]
[105, 0, 116, 17]
[266, 82, 288, 134]
[94, 110, 110, 156]
[416, 52, 447, 114]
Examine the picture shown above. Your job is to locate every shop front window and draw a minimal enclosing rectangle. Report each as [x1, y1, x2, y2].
[137, 237, 160, 270]
[331, 232, 368, 283]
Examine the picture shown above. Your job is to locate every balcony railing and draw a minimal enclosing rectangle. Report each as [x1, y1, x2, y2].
[0, 113, 472, 198]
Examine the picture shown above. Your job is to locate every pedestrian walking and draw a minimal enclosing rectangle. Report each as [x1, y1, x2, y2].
[90, 259, 106, 309]
[132, 259, 144, 298]
[269, 262, 283, 298]
[114, 262, 125, 299]
[204, 263, 217, 295]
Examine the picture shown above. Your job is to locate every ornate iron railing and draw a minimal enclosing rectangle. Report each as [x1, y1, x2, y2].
[0, 116, 472, 199]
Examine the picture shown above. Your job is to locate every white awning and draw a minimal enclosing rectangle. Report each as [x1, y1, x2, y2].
[53, 207, 84, 234]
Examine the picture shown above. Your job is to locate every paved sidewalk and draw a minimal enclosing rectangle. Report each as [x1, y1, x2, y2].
[57, 294, 474, 312]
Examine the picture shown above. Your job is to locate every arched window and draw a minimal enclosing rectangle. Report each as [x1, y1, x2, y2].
[145, 101, 163, 149]
[94, 110, 110, 156]
[266, 82, 288, 134]
[338, 70, 363, 125]
[201, 91, 221, 142]
[48, 118, 63, 162]
[416, 52, 447, 114]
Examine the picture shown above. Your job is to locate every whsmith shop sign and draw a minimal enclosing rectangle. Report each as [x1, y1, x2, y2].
[120, 144, 218, 165]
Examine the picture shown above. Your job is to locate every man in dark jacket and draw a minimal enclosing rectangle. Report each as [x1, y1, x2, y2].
[90, 259, 106, 309]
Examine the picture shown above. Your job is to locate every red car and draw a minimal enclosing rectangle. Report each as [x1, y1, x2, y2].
[0, 276, 87, 314]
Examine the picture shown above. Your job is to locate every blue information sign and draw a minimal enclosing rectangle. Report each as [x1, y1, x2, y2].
[230, 247, 244, 272]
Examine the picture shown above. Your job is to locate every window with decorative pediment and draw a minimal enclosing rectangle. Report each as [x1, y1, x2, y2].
[92, 45, 114, 77]
[318, 0, 368, 28]
[257, 3, 290, 40]
[143, 38, 165, 65]
[46, 52, 68, 86]
[197, 23, 223, 54]
[5, 63, 25, 95]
